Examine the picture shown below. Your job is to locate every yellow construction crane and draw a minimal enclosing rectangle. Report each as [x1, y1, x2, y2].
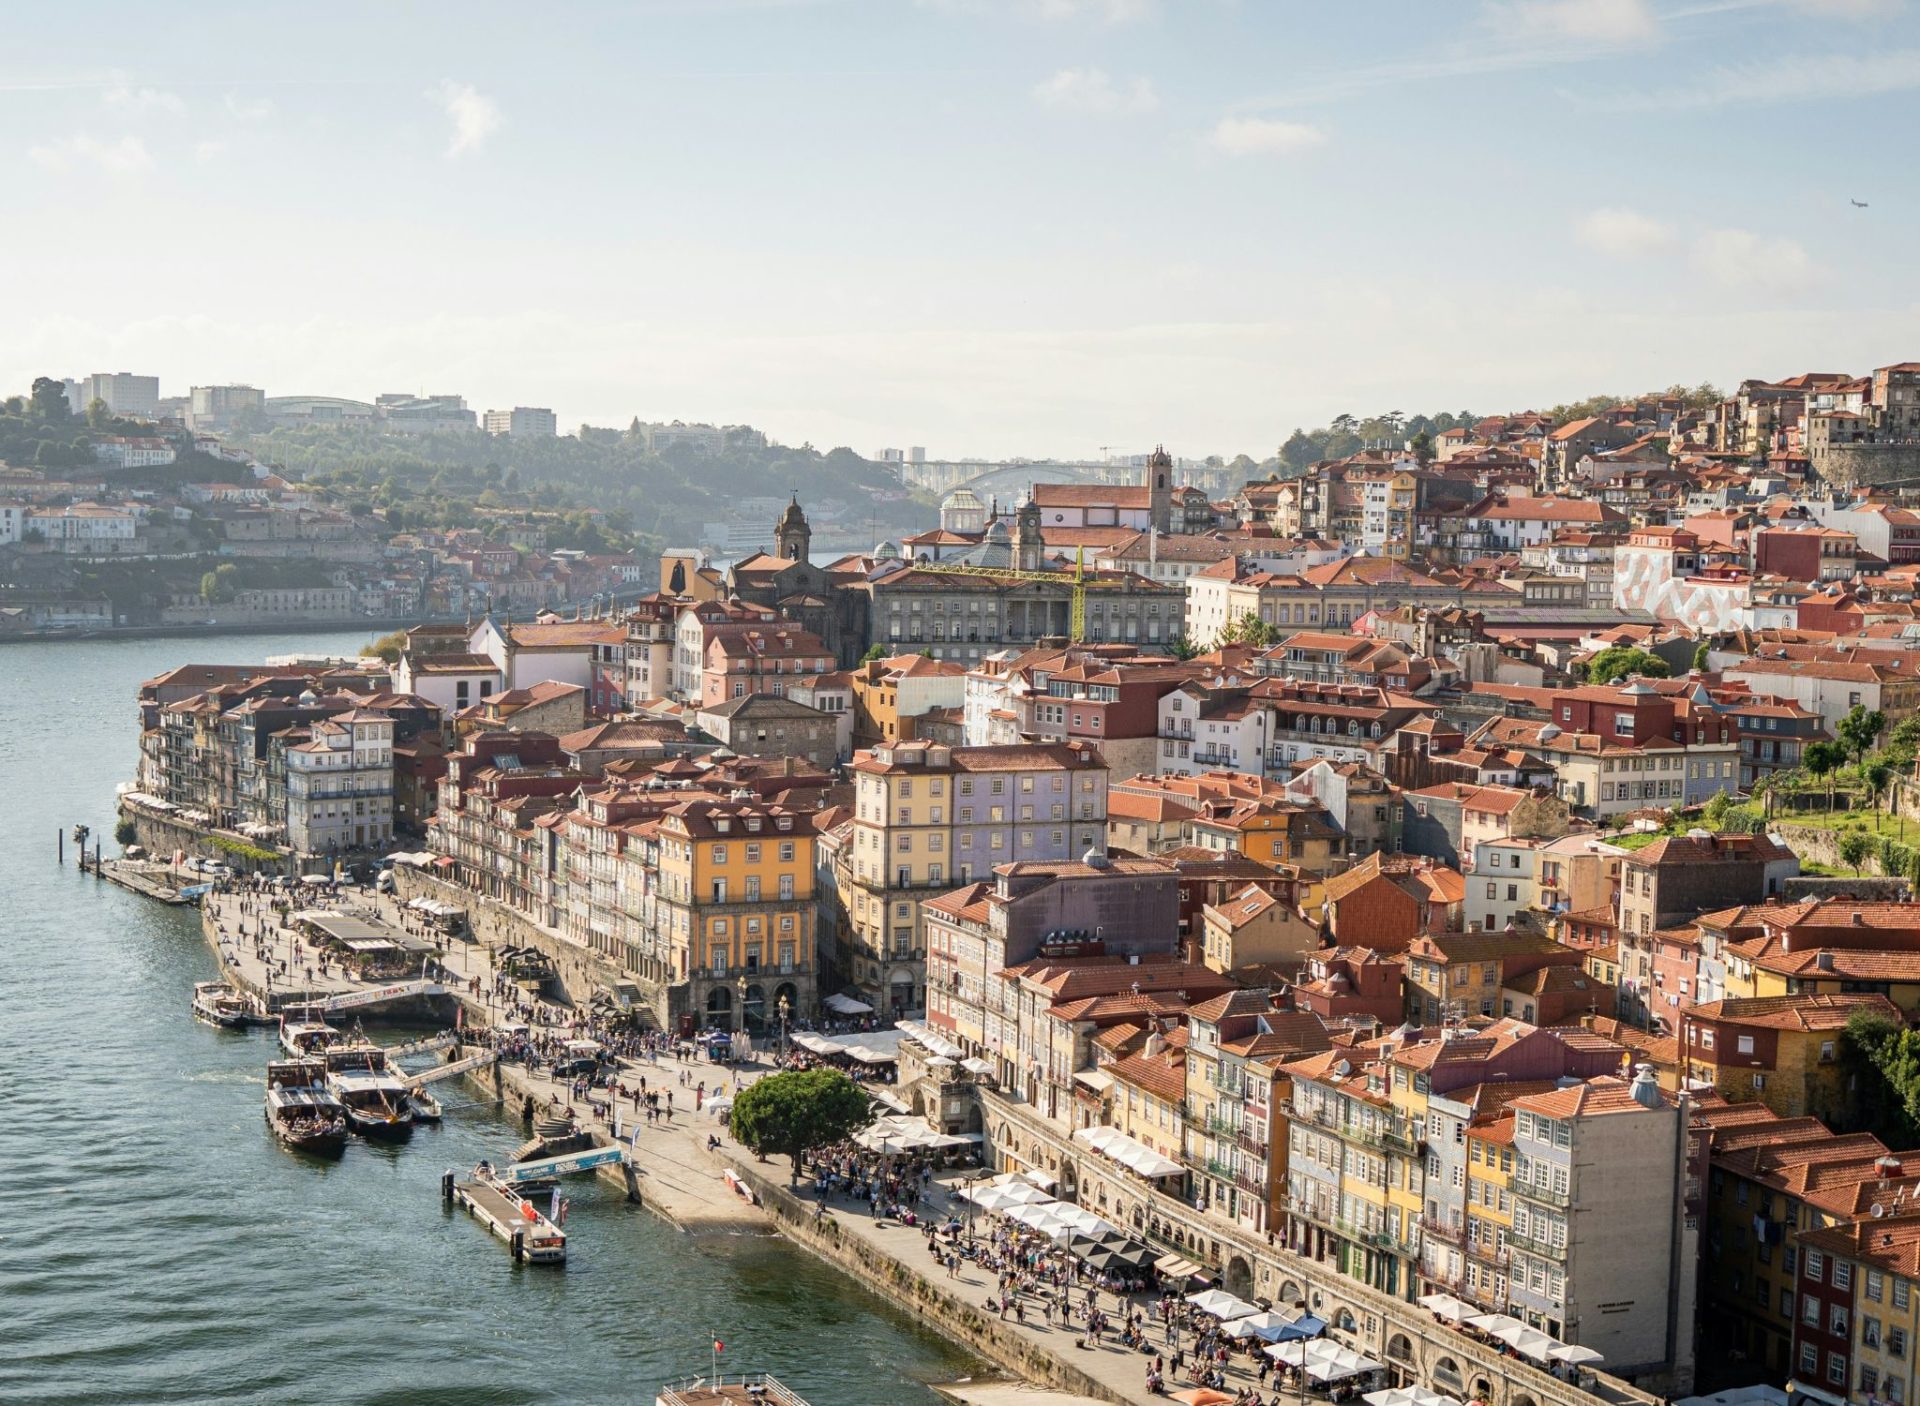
[912, 548, 1117, 642]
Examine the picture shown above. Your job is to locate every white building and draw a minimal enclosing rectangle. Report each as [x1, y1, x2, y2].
[26, 504, 140, 550]
[284, 710, 396, 856]
[483, 406, 558, 438]
[78, 372, 161, 419]
[1466, 835, 1543, 933]
[643, 422, 728, 454]
[392, 652, 503, 716]
[188, 384, 265, 432]
[93, 436, 177, 469]
[1506, 1071, 1695, 1381]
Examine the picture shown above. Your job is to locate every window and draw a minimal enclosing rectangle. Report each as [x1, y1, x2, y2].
[1866, 1318, 1883, 1349]
[1800, 1343, 1819, 1376]
[1802, 1295, 1820, 1326]
[1832, 1303, 1850, 1336]
[1870, 1271, 1886, 1302]
[1836, 1262, 1853, 1291]
[1829, 1353, 1848, 1387]
[1892, 1326, 1909, 1359]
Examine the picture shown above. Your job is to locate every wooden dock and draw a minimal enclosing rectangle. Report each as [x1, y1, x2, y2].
[97, 859, 196, 905]
[443, 1170, 566, 1264]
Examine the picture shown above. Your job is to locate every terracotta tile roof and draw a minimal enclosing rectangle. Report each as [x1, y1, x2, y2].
[1510, 1074, 1670, 1118]
[1107, 1047, 1187, 1103]
[1688, 992, 1900, 1032]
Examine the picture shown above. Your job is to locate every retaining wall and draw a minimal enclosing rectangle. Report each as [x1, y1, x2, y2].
[394, 866, 625, 1010]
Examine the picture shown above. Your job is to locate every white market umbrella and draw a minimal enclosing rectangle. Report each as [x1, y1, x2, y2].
[1550, 1343, 1604, 1366]
[1221, 1311, 1294, 1342]
[1366, 1388, 1462, 1406]
[1416, 1293, 1476, 1323]
[1187, 1289, 1260, 1320]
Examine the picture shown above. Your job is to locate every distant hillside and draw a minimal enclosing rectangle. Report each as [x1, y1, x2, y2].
[232, 422, 932, 553]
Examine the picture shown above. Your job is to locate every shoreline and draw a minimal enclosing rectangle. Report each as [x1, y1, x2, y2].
[192, 887, 1132, 1403]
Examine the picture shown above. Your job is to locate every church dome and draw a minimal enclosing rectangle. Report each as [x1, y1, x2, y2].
[942, 488, 983, 512]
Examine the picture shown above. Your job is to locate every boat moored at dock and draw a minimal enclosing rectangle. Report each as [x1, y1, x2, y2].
[264, 1060, 348, 1152]
[322, 1044, 414, 1138]
[279, 1019, 342, 1058]
[192, 980, 265, 1028]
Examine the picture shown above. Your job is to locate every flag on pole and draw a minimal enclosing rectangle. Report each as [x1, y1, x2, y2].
[714, 1339, 724, 1353]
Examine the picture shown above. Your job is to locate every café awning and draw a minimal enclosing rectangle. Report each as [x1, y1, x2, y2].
[1074, 1124, 1183, 1179]
[824, 992, 873, 1014]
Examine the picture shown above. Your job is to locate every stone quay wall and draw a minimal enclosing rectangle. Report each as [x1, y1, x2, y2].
[124, 799, 296, 877]
[728, 1158, 1136, 1406]
[979, 1090, 1670, 1406]
[393, 865, 627, 1011]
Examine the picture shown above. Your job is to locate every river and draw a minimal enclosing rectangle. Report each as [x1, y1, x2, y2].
[0, 632, 975, 1406]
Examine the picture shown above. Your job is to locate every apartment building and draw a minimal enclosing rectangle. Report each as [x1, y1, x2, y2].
[282, 709, 397, 856]
[655, 798, 816, 1036]
[841, 740, 1109, 1016]
[1506, 1071, 1695, 1377]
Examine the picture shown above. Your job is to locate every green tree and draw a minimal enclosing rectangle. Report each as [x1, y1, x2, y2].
[1586, 645, 1671, 686]
[860, 643, 887, 664]
[1840, 705, 1888, 764]
[1167, 635, 1200, 661]
[1840, 830, 1875, 875]
[114, 817, 137, 847]
[1806, 739, 1846, 811]
[29, 376, 71, 422]
[1865, 759, 1894, 830]
[1217, 611, 1281, 648]
[727, 1068, 874, 1183]
[1691, 642, 1710, 673]
[1408, 430, 1434, 466]
[361, 629, 408, 665]
[1844, 1008, 1920, 1146]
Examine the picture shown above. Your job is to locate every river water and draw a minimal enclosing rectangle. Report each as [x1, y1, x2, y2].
[0, 632, 974, 1406]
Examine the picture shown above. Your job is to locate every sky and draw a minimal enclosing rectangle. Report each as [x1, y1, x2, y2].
[3, 0, 1918, 460]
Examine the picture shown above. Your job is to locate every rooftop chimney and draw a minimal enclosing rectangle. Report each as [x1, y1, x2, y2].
[1629, 1063, 1663, 1110]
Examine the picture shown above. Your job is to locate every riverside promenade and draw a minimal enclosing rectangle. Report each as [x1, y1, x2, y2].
[196, 885, 1651, 1406]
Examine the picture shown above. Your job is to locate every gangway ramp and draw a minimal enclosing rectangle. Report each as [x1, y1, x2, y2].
[500, 1143, 628, 1183]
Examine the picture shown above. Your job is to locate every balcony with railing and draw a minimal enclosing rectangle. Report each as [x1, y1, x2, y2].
[1507, 1225, 1565, 1260]
[1513, 1179, 1571, 1209]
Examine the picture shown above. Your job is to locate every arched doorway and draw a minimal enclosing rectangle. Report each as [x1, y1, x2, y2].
[773, 981, 799, 1033]
[1224, 1255, 1253, 1299]
[705, 986, 733, 1029]
[1429, 1358, 1464, 1395]
[1511, 1395, 1538, 1406]
[1279, 1280, 1304, 1307]
[889, 968, 916, 1015]
[1386, 1334, 1415, 1383]
[1471, 1377, 1494, 1403]
[743, 983, 766, 1033]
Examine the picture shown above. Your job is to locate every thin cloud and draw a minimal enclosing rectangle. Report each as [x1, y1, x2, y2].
[1032, 66, 1159, 114]
[223, 92, 275, 122]
[917, 0, 1152, 20]
[1487, 0, 1661, 42]
[1207, 116, 1326, 156]
[429, 79, 502, 158]
[1600, 46, 1920, 108]
[102, 76, 186, 115]
[27, 133, 153, 175]
[1691, 228, 1816, 289]
[1575, 207, 1674, 258]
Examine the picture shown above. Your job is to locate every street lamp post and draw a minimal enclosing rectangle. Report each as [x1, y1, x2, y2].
[735, 971, 748, 1043]
[777, 993, 791, 1057]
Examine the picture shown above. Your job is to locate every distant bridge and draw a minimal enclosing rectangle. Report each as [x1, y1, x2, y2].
[901, 459, 1138, 499]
